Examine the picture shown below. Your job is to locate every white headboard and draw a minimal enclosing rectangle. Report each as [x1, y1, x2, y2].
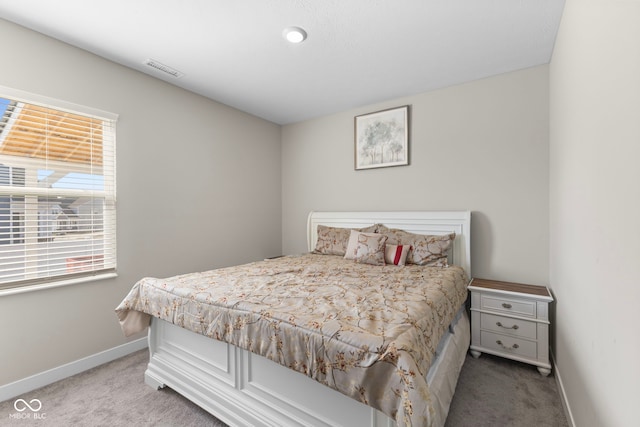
[307, 211, 471, 276]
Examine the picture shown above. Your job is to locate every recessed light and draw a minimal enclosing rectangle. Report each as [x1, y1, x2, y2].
[283, 26, 307, 44]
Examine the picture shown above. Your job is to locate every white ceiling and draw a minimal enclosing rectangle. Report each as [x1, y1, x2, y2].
[0, 0, 565, 125]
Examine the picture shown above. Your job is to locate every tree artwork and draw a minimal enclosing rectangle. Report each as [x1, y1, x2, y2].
[355, 106, 408, 169]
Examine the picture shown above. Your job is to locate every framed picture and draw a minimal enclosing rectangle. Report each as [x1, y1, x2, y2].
[354, 105, 409, 170]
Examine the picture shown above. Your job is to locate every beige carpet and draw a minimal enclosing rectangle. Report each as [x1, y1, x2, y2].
[1, 349, 568, 426]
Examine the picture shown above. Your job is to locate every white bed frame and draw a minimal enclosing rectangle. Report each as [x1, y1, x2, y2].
[144, 211, 472, 427]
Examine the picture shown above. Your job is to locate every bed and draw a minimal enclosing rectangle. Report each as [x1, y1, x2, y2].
[116, 211, 472, 427]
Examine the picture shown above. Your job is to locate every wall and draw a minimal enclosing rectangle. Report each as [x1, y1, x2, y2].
[0, 19, 282, 386]
[549, 1, 640, 426]
[282, 66, 550, 284]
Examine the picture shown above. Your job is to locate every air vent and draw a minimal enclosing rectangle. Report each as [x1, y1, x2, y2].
[144, 59, 184, 78]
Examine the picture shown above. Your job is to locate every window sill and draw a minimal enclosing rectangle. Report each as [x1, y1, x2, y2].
[0, 272, 118, 297]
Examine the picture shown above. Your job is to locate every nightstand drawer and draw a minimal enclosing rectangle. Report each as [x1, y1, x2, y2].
[480, 331, 537, 359]
[480, 294, 536, 318]
[480, 312, 537, 339]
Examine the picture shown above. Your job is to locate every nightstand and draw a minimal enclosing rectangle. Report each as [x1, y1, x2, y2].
[468, 278, 553, 376]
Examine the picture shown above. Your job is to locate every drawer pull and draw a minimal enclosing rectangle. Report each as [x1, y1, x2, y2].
[496, 340, 519, 350]
[501, 303, 512, 309]
[496, 321, 519, 330]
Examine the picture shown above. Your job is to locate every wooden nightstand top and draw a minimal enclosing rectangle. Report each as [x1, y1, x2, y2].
[469, 278, 551, 298]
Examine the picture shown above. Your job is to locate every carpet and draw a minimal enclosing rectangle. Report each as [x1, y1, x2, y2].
[0, 350, 568, 426]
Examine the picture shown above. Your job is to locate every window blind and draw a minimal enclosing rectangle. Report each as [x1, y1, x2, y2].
[0, 92, 116, 290]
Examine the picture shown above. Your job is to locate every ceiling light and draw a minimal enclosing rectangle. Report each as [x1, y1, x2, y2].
[283, 26, 307, 44]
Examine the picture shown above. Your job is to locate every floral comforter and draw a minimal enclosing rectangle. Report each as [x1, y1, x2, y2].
[115, 253, 468, 427]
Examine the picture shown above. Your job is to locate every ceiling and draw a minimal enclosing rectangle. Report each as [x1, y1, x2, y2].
[0, 0, 565, 125]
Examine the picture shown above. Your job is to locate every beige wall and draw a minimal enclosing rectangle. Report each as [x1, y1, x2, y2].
[549, 1, 640, 426]
[0, 19, 282, 385]
[10, 5, 639, 425]
[282, 66, 550, 284]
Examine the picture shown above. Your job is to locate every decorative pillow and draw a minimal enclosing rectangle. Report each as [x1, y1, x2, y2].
[343, 224, 390, 259]
[313, 224, 379, 256]
[384, 229, 456, 266]
[384, 244, 410, 266]
[354, 232, 388, 266]
[344, 229, 361, 260]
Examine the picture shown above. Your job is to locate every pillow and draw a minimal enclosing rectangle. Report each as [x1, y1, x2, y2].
[313, 224, 379, 256]
[375, 224, 390, 234]
[384, 229, 456, 266]
[344, 229, 361, 260]
[354, 232, 388, 266]
[343, 224, 390, 259]
[384, 244, 410, 266]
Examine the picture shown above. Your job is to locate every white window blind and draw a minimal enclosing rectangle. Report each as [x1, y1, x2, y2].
[0, 89, 116, 290]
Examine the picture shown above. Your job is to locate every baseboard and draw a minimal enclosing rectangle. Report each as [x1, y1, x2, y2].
[0, 338, 147, 403]
[551, 350, 576, 427]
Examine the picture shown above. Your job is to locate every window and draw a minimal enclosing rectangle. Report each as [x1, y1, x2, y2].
[0, 87, 116, 291]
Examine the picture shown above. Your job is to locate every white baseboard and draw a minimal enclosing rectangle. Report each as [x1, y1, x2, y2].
[551, 350, 576, 427]
[0, 338, 147, 403]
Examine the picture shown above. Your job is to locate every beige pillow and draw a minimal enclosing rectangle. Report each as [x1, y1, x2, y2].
[344, 230, 360, 260]
[313, 224, 379, 256]
[354, 232, 388, 266]
[384, 229, 455, 266]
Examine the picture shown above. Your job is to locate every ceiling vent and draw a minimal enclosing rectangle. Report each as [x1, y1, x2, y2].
[144, 59, 184, 78]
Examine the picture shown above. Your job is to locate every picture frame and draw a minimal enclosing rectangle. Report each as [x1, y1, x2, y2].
[354, 105, 409, 170]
